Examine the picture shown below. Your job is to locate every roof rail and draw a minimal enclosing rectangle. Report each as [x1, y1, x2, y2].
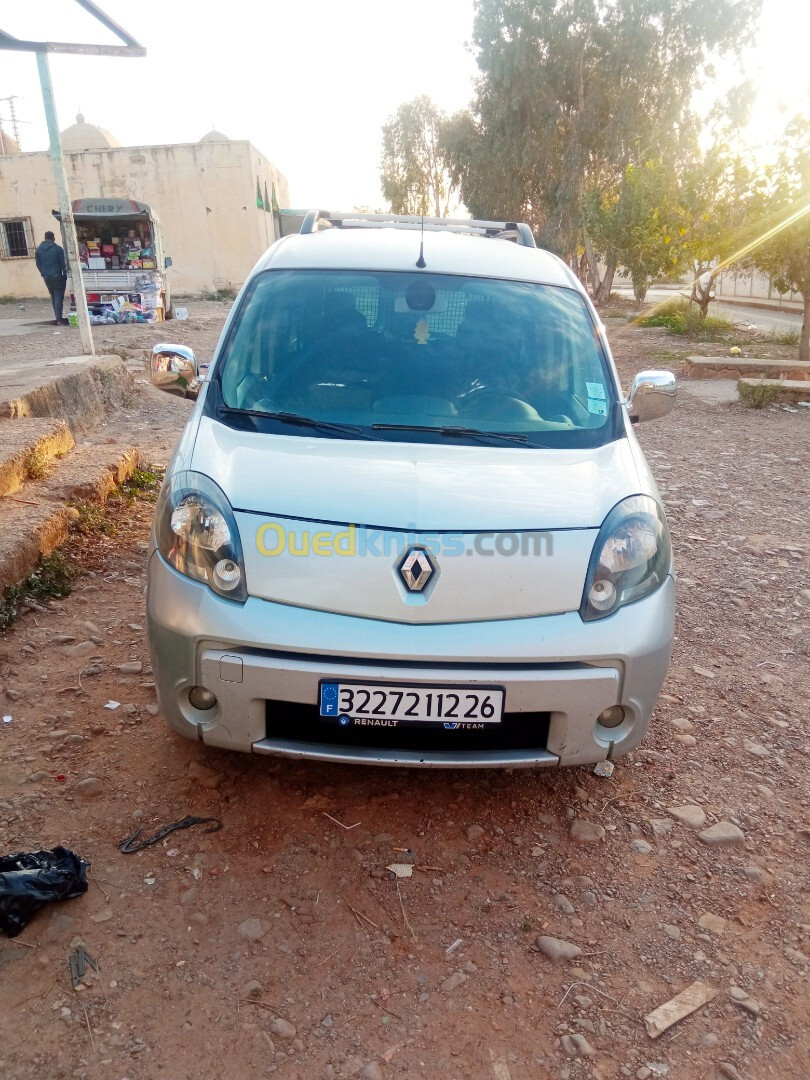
[298, 210, 536, 248]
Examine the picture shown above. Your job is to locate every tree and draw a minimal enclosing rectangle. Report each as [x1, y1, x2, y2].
[676, 149, 756, 318]
[746, 116, 810, 361]
[586, 159, 684, 304]
[380, 96, 456, 217]
[443, 0, 761, 295]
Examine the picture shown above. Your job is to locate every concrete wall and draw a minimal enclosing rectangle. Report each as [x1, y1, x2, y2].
[715, 268, 802, 310]
[0, 140, 289, 298]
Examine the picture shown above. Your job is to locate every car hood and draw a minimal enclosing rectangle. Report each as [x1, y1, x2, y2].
[190, 416, 643, 531]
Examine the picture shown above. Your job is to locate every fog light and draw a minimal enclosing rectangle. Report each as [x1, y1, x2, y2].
[588, 579, 616, 612]
[597, 705, 625, 729]
[189, 686, 217, 711]
[213, 558, 242, 592]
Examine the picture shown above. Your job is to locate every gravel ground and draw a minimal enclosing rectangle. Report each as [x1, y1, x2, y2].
[0, 308, 807, 1080]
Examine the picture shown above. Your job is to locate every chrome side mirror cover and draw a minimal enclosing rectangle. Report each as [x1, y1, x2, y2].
[151, 343, 202, 399]
[626, 370, 676, 423]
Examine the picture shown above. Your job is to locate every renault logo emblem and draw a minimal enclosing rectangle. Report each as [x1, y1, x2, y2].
[399, 548, 434, 592]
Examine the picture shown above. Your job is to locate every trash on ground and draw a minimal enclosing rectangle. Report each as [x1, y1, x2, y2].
[0, 847, 89, 938]
[322, 811, 361, 830]
[445, 938, 464, 955]
[119, 814, 222, 853]
[69, 943, 99, 989]
[2, 715, 11, 725]
[386, 863, 413, 878]
[644, 980, 717, 1038]
[593, 761, 614, 778]
[104, 700, 121, 710]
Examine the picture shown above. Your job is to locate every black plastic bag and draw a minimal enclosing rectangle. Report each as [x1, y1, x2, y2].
[0, 847, 89, 937]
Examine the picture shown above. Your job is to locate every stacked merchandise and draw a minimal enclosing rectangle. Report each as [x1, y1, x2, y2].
[76, 223, 157, 273]
[73, 218, 164, 321]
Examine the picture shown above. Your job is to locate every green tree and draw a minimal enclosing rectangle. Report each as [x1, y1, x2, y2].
[676, 149, 756, 318]
[380, 96, 456, 217]
[444, 0, 761, 298]
[745, 116, 810, 361]
[586, 159, 684, 304]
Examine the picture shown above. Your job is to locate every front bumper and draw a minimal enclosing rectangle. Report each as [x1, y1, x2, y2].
[146, 552, 675, 768]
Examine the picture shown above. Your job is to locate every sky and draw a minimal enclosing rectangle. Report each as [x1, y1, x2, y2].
[1, 0, 808, 212]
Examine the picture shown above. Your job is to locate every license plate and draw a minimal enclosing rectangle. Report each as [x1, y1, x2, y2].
[319, 681, 504, 727]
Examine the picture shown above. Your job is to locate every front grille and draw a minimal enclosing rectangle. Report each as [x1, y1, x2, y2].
[265, 701, 550, 752]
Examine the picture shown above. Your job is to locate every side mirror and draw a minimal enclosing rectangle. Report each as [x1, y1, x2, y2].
[164, 256, 173, 268]
[151, 343, 202, 399]
[626, 370, 676, 423]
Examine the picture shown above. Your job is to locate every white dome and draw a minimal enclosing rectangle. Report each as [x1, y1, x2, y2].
[200, 129, 231, 142]
[61, 113, 120, 152]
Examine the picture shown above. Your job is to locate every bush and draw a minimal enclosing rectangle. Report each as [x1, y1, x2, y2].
[24, 446, 52, 480]
[767, 328, 801, 347]
[635, 297, 734, 339]
[0, 552, 72, 628]
[199, 286, 237, 302]
[738, 381, 780, 409]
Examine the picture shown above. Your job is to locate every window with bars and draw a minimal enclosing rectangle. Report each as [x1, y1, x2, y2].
[0, 218, 34, 259]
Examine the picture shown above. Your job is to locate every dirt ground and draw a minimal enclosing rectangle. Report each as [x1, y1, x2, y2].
[0, 304, 808, 1080]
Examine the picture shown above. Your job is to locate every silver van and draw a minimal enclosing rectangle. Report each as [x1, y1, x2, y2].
[147, 212, 676, 768]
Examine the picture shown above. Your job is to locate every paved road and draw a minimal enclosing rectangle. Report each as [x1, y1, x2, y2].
[0, 317, 57, 338]
[614, 285, 804, 335]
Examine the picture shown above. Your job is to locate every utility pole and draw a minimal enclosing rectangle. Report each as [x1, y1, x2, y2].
[36, 53, 94, 355]
[0, 95, 22, 146]
[0, 95, 23, 152]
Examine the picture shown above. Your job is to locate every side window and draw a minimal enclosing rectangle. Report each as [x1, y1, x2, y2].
[0, 218, 34, 259]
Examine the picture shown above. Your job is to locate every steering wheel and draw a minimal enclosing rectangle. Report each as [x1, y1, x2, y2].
[271, 333, 374, 402]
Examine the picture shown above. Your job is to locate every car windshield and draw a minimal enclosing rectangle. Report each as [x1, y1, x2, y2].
[213, 269, 618, 448]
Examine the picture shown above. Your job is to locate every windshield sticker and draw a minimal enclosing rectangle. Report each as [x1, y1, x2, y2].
[588, 398, 608, 416]
[586, 381, 606, 400]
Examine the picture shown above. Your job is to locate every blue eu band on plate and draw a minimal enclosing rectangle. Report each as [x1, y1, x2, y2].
[319, 681, 504, 727]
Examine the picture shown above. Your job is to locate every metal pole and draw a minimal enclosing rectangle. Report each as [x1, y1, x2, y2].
[36, 51, 94, 356]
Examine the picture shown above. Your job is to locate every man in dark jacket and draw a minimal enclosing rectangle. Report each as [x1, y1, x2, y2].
[35, 231, 69, 325]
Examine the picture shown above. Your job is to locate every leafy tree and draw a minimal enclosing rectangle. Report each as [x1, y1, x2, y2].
[676, 149, 756, 318]
[443, 0, 761, 298]
[745, 116, 810, 361]
[380, 96, 456, 217]
[586, 159, 684, 304]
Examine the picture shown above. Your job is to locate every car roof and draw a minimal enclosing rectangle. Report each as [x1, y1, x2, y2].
[254, 227, 582, 290]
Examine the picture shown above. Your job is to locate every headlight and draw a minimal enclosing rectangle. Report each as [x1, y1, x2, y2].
[155, 471, 247, 602]
[580, 495, 671, 621]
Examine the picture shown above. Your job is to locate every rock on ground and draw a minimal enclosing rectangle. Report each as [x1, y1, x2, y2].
[698, 821, 746, 848]
[237, 918, 269, 942]
[268, 1017, 297, 1041]
[668, 805, 707, 830]
[569, 819, 605, 843]
[535, 936, 582, 963]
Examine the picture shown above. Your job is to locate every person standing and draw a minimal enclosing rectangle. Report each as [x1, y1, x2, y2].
[35, 230, 69, 326]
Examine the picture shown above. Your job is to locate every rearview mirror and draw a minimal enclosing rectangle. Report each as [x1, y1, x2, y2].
[151, 343, 202, 399]
[626, 370, 676, 423]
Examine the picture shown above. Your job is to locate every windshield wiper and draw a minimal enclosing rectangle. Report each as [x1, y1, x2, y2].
[219, 406, 380, 441]
[371, 423, 529, 445]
